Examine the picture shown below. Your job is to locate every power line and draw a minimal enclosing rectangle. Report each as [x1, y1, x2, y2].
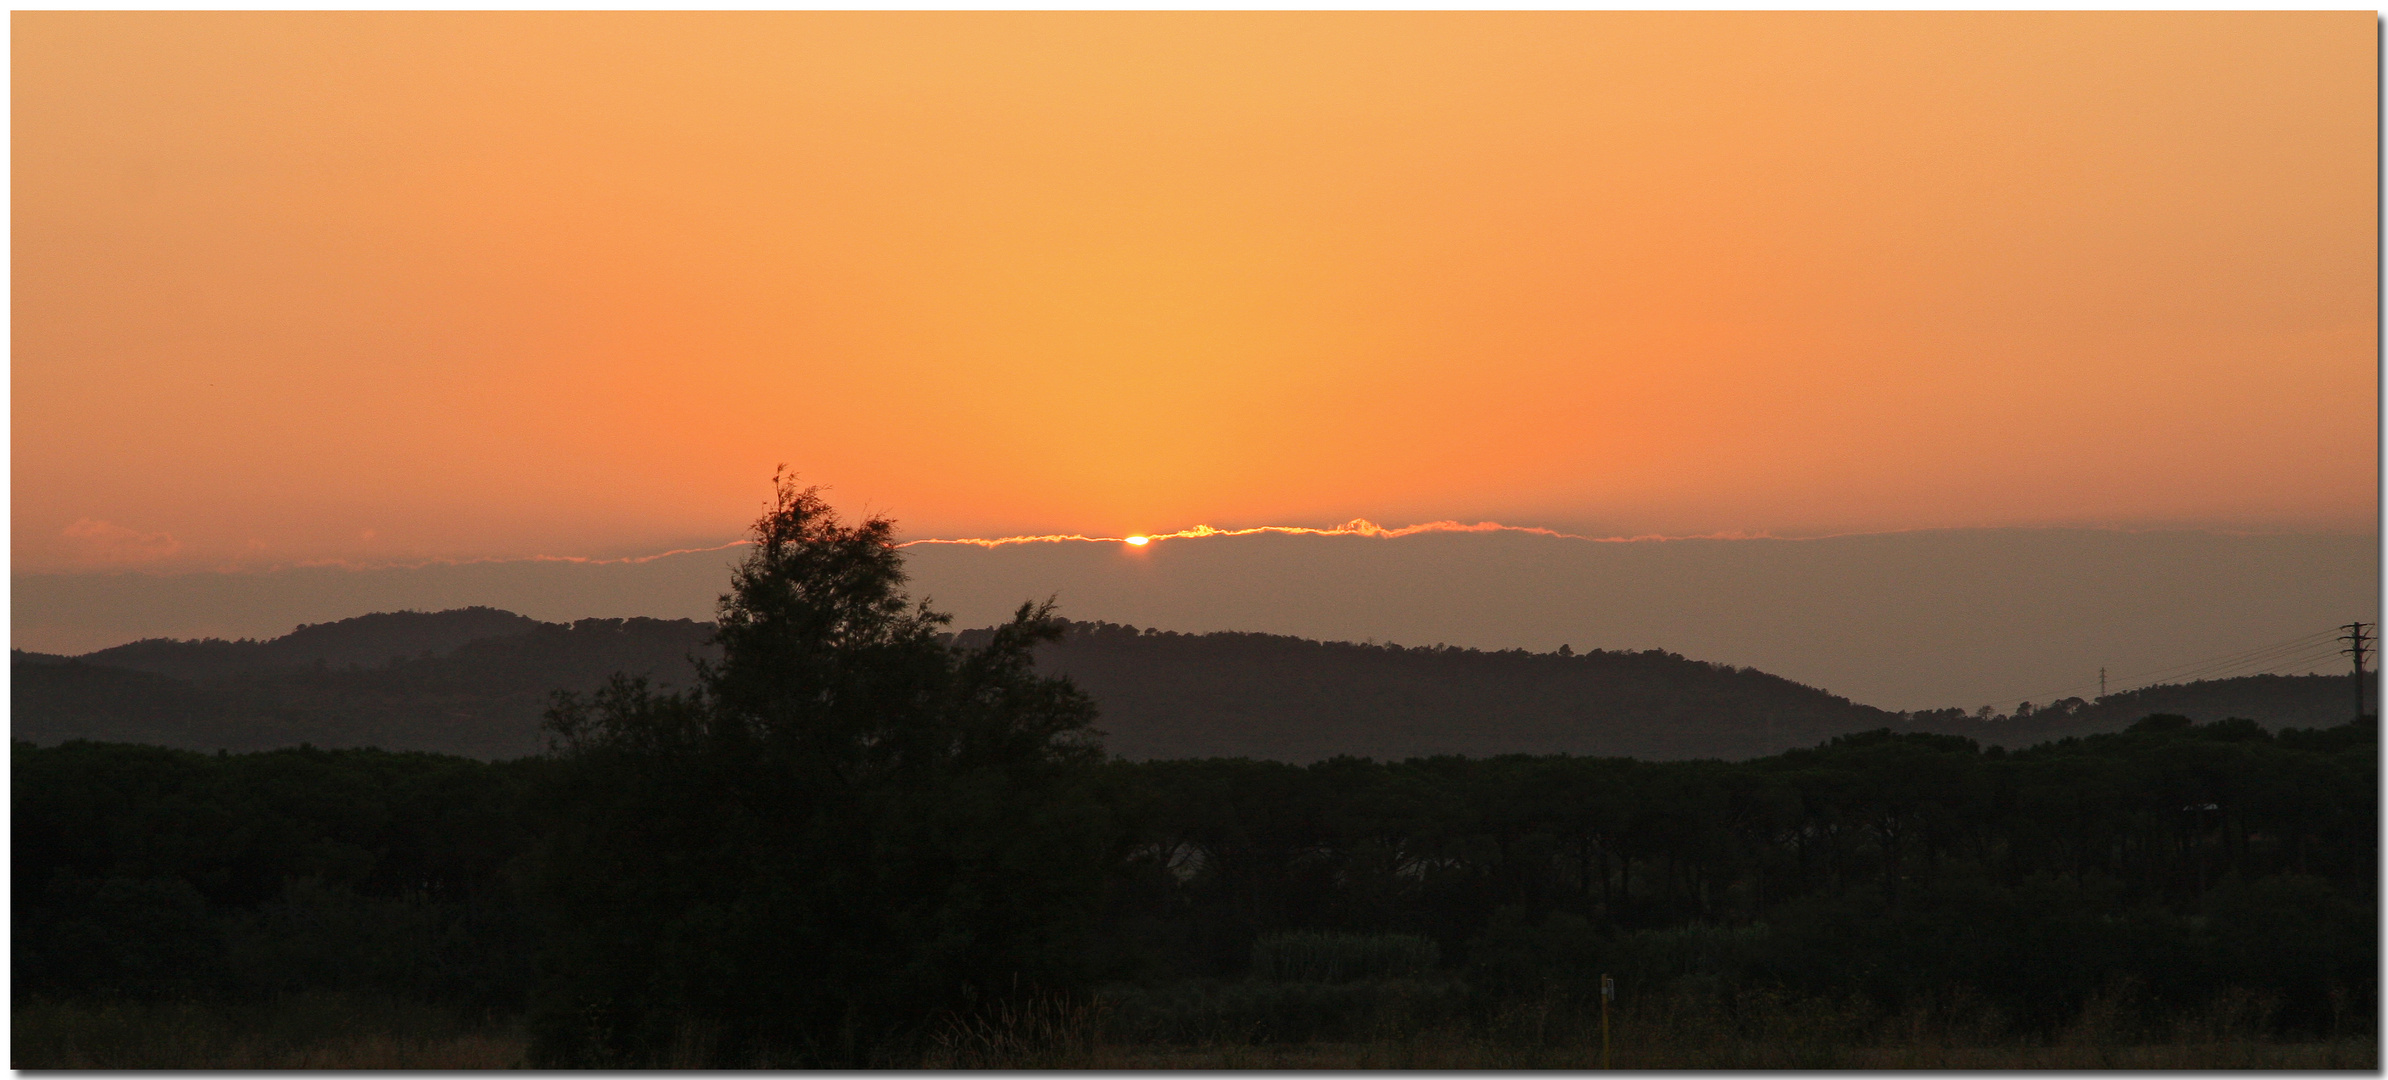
[2174, 642, 2348, 684]
[2233, 644, 2358, 680]
[2110, 640, 2349, 694]
[1962, 627, 2357, 716]
[2119, 628, 2340, 682]
[2104, 629, 2340, 689]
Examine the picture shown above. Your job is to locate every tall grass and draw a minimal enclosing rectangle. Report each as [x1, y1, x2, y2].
[939, 980, 2378, 1070]
[16, 981, 2374, 1069]
[921, 991, 1111, 1068]
[11, 992, 526, 1069]
[1100, 977, 1467, 1046]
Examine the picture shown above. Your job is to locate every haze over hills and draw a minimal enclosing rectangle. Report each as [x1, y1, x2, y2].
[15, 527, 2372, 712]
[14, 607, 2372, 763]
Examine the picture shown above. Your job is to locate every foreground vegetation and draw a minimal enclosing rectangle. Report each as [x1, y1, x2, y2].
[15, 984, 2374, 1069]
[18, 710, 2372, 1067]
[13, 994, 523, 1069]
[14, 481, 2376, 1067]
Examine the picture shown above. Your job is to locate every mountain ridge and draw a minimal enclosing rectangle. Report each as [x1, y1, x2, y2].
[12, 608, 2372, 762]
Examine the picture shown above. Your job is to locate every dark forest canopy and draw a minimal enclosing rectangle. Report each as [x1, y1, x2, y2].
[18, 712, 2376, 1056]
[14, 612, 2376, 762]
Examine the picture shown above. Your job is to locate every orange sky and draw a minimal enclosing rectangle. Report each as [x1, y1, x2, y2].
[14, 12, 2377, 574]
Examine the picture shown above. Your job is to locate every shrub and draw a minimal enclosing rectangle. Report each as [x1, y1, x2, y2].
[1252, 931, 1442, 984]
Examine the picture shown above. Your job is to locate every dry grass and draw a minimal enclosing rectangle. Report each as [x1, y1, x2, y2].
[12, 993, 529, 1069]
[929, 981, 2377, 1071]
[920, 991, 1113, 1068]
[16, 986, 2375, 1070]
[1848, 1042, 2377, 1070]
[1082, 1038, 2375, 1070]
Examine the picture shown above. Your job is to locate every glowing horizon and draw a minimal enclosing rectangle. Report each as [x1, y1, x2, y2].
[24, 515, 2376, 584]
[11, 518, 1781, 576]
[13, 12, 2375, 574]
[895, 518, 1764, 550]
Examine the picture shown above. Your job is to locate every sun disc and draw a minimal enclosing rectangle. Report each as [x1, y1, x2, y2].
[1124, 535, 1150, 546]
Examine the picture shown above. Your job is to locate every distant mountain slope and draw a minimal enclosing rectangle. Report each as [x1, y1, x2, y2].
[2093, 673, 2368, 730]
[13, 610, 2370, 761]
[76, 607, 544, 681]
[14, 615, 714, 760]
[968, 621, 2371, 760]
[979, 622, 1902, 761]
[1899, 673, 2374, 748]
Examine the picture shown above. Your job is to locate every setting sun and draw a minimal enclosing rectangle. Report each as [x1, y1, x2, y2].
[1124, 536, 1150, 546]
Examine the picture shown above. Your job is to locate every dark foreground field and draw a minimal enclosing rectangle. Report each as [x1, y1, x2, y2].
[17, 714, 2377, 1068]
[14, 987, 2376, 1069]
[23, 713, 2376, 1065]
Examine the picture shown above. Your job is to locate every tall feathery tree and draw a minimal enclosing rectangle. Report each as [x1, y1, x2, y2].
[528, 474, 1115, 1066]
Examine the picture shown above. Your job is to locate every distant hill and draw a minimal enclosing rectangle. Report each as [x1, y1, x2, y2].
[64, 607, 545, 680]
[15, 609, 2371, 762]
[975, 622, 1902, 761]
[1896, 673, 2374, 748]
[13, 614, 716, 760]
[987, 622, 2373, 761]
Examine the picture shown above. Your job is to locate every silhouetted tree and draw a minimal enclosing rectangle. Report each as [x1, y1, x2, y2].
[526, 476, 1116, 1066]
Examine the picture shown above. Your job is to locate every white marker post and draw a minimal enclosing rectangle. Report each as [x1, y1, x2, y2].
[1601, 974, 1615, 1068]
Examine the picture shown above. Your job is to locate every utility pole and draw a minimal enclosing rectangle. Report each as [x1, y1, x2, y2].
[2099, 667, 2106, 699]
[2341, 622, 2372, 722]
